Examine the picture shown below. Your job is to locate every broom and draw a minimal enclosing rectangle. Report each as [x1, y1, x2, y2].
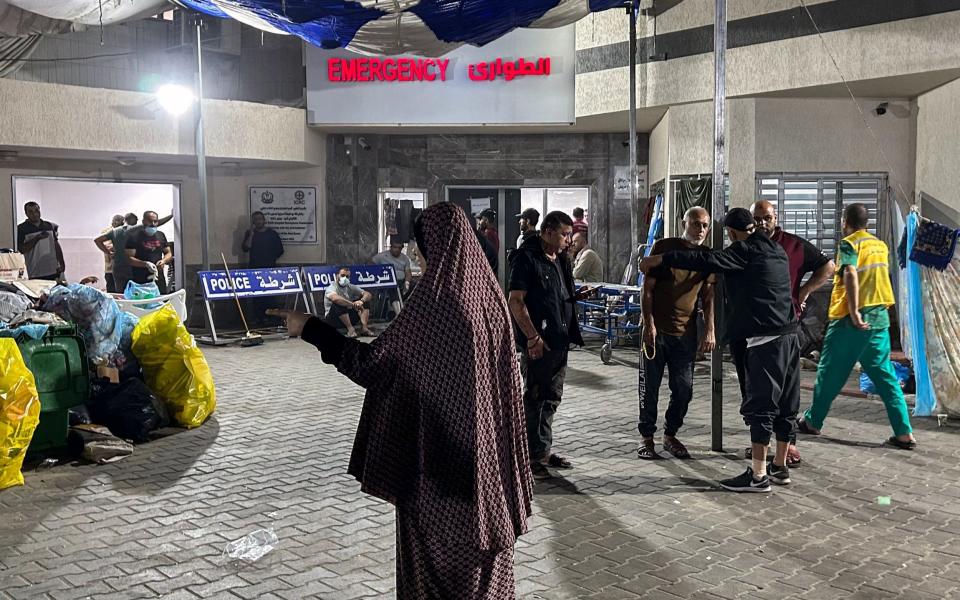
[221, 252, 263, 347]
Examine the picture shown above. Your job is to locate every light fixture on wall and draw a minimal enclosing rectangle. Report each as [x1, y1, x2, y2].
[221, 161, 239, 168]
[156, 84, 196, 116]
[116, 156, 137, 167]
[0, 150, 18, 162]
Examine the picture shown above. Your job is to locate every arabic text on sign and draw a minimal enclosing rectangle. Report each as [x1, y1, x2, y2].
[467, 57, 551, 82]
[328, 58, 450, 82]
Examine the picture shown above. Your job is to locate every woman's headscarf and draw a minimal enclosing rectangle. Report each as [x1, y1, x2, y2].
[337, 202, 533, 551]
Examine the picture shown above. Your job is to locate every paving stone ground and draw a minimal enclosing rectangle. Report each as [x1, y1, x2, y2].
[2, 338, 960, 600]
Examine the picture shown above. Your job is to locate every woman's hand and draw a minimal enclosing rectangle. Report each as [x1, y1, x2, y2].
[267, 309, 312, 337]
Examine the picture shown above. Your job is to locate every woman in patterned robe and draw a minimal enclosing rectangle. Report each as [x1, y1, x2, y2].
[271, 202, 533, 599]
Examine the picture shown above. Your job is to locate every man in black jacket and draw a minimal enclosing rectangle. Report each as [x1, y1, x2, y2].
[639, 207, 799, 493]
[508, 211, 585, 481]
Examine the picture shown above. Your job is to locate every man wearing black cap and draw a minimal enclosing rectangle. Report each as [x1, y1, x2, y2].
[476, 208, 500, 254]
[639, 207, 799, 493]
[516, 208, 540, 249]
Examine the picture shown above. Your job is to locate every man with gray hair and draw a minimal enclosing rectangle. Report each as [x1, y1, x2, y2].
[636, 206, 716, 460]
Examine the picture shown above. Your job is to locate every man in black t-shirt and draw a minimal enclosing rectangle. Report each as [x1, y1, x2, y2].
[508, 210, 588, 481]
[17, 201, 64, 280]
[242, 211, 285, 326]
[125, 211, 171, 289]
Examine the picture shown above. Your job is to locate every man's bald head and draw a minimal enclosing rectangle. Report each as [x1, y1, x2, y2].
[751, 200, 777, 237]
[571, 232, 589, 255]
[682, 206, 710, 245]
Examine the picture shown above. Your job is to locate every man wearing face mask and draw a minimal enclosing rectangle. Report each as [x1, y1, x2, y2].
[636, 207, 716, 460]
[324, 267, 375, 338]
[125, 211, 172, 290]
[96, 211, 172, 293]
[640, 208, 799, 493]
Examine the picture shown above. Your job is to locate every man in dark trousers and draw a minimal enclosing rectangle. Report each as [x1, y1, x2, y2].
[640, 207, 799, 493]
[637, 207, 716, 460]
[734, 200, 836, 465]
[242, 211, 285, 326]
[508, 211, 585, 481]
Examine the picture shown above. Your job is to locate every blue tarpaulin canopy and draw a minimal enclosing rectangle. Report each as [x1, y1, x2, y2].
[174, 0, 626, 56]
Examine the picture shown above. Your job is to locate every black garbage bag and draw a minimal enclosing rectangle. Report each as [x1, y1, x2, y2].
[87, 378, 170, 443]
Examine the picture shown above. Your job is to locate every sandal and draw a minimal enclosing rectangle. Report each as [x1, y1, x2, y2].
[663, 437, 691, 459]
[346, 330, 359, 339]
[360, 329, 377, 338]
[637, 440, 660, 460]
[546, 454, 573, 469]
[886, 436, 917, 450]
[797, 419, 821, 435]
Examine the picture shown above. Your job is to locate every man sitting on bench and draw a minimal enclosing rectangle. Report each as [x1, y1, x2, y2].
[324, 266, 375, 338]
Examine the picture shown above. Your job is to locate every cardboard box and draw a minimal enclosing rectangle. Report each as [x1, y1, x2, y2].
[96, 366, 120, 384]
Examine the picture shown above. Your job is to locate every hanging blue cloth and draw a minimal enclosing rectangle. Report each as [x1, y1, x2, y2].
[905, 211, 937, 416]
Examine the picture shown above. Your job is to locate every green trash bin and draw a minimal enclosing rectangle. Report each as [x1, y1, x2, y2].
[16, 324, 89, 454]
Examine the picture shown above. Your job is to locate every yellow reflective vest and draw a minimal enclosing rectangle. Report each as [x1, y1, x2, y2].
[828, 229, 895, 320]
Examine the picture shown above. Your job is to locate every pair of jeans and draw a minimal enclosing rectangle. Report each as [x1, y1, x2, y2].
[520, 349, 568, 463]
[804, 322, 912, 437]
[740, 334, 801, 445]
[638, 332, 697, 439]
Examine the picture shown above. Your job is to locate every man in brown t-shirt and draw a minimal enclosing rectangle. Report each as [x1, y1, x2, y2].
[638, 207, 716, 459]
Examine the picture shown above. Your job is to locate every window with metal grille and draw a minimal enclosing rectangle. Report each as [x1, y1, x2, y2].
[755, 174, 885, 257]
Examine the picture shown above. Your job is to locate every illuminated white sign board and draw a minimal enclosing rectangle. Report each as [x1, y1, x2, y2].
[305, 26, 574, 126]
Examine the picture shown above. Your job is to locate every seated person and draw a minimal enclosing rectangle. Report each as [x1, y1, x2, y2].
[373, 240, 413, 318]
[324, 267, 375, 338]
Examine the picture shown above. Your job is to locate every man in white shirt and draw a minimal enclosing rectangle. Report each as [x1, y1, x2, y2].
[373, 241, 413, 318]
[570, 232, 604, 283]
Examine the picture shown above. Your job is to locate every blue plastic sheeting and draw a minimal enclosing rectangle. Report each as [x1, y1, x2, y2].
[905, 211, 937, 416]
[176, 0, 625, 54]
[0, 324, 49, 340]
[41, 284, 139, 370]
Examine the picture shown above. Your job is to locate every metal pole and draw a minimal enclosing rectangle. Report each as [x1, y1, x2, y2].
[195, 17, 210, 273]
[710, 0, 727, 452]
[628, 1, 639, 251]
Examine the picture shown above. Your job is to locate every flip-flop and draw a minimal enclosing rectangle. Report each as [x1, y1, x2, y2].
[346, 331, 359, 339]
[546, 454, 573, 469]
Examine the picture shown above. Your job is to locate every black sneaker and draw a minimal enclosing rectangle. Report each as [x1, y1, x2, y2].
[767, 462, 791, 486]
[719, 467, 771, 493]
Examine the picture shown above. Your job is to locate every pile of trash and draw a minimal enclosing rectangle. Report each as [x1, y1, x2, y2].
[0, 274, 216, 492]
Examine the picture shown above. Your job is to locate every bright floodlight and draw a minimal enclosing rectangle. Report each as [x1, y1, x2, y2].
[156, 84, 195, 116]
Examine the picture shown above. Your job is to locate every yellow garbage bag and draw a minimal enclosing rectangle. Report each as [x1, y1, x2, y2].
[131, 305, 216, 429]
[0, 339, 41, 491]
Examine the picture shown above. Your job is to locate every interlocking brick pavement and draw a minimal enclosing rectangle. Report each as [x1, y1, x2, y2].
[2, 339, 959, 599]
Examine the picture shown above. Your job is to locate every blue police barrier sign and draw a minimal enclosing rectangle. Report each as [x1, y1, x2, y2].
[199, 267, 305, 300]
[302, 264, 397, 291]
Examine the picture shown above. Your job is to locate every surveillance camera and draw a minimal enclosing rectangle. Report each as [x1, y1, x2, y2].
[358, 136, 371, 150]
[874, 102, 888, 116]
